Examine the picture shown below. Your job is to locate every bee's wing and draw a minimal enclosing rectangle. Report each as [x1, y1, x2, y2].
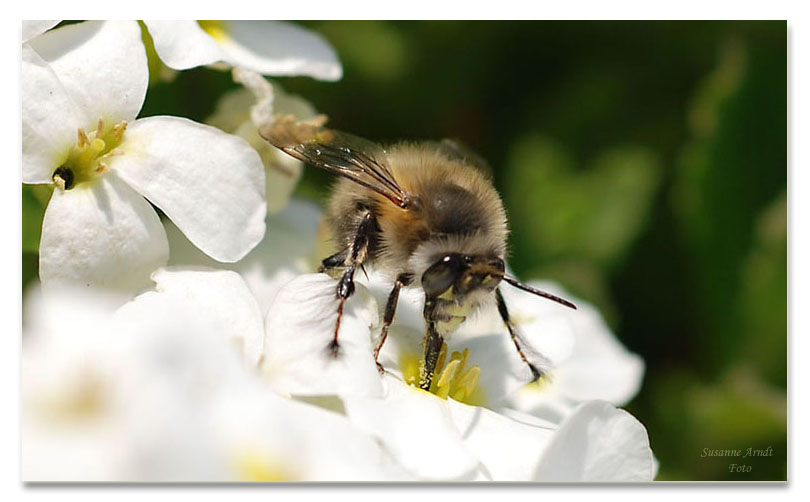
[259, 115, 412, 209]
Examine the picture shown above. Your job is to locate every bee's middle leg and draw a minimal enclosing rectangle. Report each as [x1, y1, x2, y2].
[324, 210, 376, 358]
[372, 273, 412, 373]
[319, 250, 348, 274]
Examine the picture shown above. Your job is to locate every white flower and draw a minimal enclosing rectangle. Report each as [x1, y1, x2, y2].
[165, 197, 324, 314]
[22, 268, 412, 481]
[143, 21, 342, 81]
[497, 282, 645, 422]
[207, 68, 318, 214]
[22, 21, 266, 293]
[22, 286, 130, 480]
[260, 273, 655, 481]
[262, 274, 385, 398]
[342, 378, 654, 481]
[380, 277, 645, 422]
[360, 269, 645, 421]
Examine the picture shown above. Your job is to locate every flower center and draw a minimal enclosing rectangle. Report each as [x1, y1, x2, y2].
[33, 368, 108, 422]
[400, 343, 486, 406]
[52, 119, 126, 190]
[230, 448, 296, 481]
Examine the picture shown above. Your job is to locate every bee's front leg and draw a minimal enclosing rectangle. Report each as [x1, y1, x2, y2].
[420, 321, 444, 391]
[419, 298, 449, 390]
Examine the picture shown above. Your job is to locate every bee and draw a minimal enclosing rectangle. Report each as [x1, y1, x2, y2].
[260, 115, 576, 390]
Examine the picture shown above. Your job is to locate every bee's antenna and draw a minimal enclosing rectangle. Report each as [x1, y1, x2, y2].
[502, 276, 578, 310]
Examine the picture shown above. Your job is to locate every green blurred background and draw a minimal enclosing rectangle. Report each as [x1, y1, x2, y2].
[22, 21, 787, 480]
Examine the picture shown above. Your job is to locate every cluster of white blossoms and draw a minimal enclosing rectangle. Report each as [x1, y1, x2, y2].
[21, 20, 656, 482]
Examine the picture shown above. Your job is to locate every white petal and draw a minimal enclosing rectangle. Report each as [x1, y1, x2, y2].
[21, 20, 60, 43]
[21, 44, 83, 184]
[446, 398, 556, 481]
[497, 385, 576, 425]
[553, 301, 645, 404]
[454, 327, 574, 408]
[22, 286, 130, 481]
[114, 281, 410, 481]
[111, 116, 266, 263]
[365, 269, 579, 408]
[214, 389, 413, 481]
[342, 375, 480, 480]
[205, 87, 254, 134]
[233, 121, 303, 215]
[165, 198, 322, 314]
[26, 20, 147, 127]
[39, 174, 169, 294]
[144, 267, 266, 367]
[262, 274, 383, 397]
[207, 77, 314, 214]
[218, 21, 342, 81]
[227, 198, 321, 309]
[501, 282, 645, 416]
[143, 21, 227, 71]
[533, 401, 655, 482]
[111, 281, 263, 480]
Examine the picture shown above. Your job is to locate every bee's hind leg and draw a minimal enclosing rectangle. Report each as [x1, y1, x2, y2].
[372, 273, 412, 373]
[325, 210, 376, 358]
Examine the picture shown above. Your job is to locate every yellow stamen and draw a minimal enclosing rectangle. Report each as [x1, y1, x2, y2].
[434, 359, 460, 399]
[452, 366, 481, 402]
[77, 128, 89, 148]
[53, 119, 128, 189]
[110, 121, 127, 141]
[100, 148, 123, 159]
[452, 349, 471, 386]
[402, 342, 486, 406]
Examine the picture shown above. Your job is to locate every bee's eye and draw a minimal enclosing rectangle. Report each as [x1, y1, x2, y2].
[422, 254, 466, 297]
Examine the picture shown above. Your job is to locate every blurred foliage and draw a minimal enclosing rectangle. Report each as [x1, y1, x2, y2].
[503, 137, 661, 322]
[21, 20, 786, 480]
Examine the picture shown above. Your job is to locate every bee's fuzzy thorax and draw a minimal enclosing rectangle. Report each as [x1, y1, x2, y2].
[362, 143, 509, 279]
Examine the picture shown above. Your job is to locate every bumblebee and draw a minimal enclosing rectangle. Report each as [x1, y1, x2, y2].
[260, 116, 575, 390]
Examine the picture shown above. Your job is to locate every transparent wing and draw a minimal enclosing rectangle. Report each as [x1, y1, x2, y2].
[259, 115, 412, 209]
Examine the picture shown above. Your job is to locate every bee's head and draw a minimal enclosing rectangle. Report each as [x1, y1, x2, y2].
[421, 253, 505, 298]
